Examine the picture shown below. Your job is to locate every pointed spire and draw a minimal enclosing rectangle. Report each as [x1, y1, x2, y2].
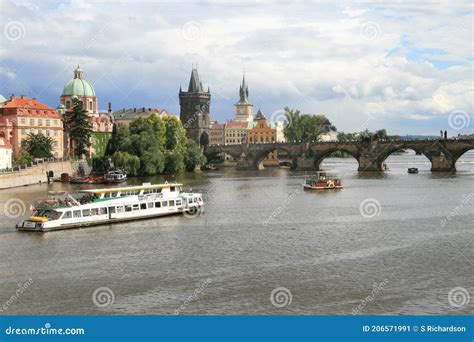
[255, 108, 265, 120]
[237, 71, 250, 104]
[187, 67, 204, 93]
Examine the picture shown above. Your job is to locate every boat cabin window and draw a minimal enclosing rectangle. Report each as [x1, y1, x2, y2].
[143, 188, 162, 194]
[170, 186, 175, 192]
[155, 202, 161, 208]
[82, 209, 90, 217]
[99, 208, 107, 215]
[147, 202, 154, 209]
[125, 205, 132, 212]
[73, 210, 81, 218]
[62, 211, 72, 219]
[116, 206, 124, 213]
[34, 210, 61, 220]
[109, 207, 116, 214]
[176, 200, 181, 206]
[132, 204, 139, 211]
[140, 203, 147, 210]
[104, 192, 118, 199]
[162, 201, 168, 207]
[169, 200, 175, 207]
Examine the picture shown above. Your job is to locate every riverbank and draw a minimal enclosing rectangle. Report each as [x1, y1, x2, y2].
[0, 161, 75, 190]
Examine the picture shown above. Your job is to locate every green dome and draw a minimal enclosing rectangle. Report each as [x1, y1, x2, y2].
[62, 78, 96, 97]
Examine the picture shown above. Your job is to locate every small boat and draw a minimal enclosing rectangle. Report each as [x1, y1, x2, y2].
[303, 172, 343, 190]
[104, 170, 127, 183]
[203, 163, 219, 170]
[16, 183, 204, 232]
[70, 177, 89, 184]
[87, 176, 107, 184]
[408, 167, 418, 174]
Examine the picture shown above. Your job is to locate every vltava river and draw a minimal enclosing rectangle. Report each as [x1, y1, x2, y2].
[0, 151, 472, 315]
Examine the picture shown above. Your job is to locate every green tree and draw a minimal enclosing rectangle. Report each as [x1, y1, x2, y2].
[283, 107, 336, 142]
[112, 151, 140, 176]
[91, 156, 111, 174]
[163, 116, 186, 152]
[21, 132, 54, 158]
[140, 147, 165, 175]
[184, 139, 206, 171]
[13, 150, 33, 166]
[164, 150, 185, 174]
[64, 97, 92, 157]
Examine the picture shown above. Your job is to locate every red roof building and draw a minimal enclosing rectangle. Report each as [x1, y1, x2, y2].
[0, 95, 64, 158]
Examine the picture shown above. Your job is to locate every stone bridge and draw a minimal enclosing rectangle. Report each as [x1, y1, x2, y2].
[204, 139, 474, 172]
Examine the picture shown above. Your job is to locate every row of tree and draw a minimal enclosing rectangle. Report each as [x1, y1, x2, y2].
[13, 97, 206, 175]
[100, 114, 206, 176]
[337, 129, 400, 142]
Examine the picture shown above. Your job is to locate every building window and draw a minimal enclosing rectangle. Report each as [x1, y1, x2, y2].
[54, 130, 58, 136]
[46, 130, 50, 136]
[46, 119, 50, 126]
[20, 118, 26, 125]
[66, 101, 71, 109]
[38, 118, 43, 126]
[21, 129, 26, 135]
[30, 118, 34, 126]
[89, 101, 93, 111]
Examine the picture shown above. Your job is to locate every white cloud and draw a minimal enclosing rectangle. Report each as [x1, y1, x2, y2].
[0, 0, 472, 134]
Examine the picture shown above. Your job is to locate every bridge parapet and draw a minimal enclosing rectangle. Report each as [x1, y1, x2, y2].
[204, 139, 474, 172]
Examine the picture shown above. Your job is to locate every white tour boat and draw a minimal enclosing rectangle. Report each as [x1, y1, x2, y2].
[16, 182, 203, 232]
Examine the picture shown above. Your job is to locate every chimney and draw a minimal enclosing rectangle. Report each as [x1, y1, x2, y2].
[10, 94, 14, 100]
[108, 102, 112, 113]
[20, 95, 24, 99]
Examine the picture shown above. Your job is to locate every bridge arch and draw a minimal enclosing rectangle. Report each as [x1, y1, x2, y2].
[454, 147, 474, 170]
[379, 146, 432, 171]
[253, 146, 294, 170]
[313, 148, 360, 170]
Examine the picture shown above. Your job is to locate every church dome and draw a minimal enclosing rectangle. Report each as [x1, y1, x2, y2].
[61, 65, 96, 97]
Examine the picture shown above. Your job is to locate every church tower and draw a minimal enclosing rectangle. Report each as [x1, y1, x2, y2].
[234, 73, 253, 122]
[179, 67, 211, 145]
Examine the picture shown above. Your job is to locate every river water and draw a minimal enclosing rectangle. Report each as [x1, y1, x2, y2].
[0, 151, 472, 315]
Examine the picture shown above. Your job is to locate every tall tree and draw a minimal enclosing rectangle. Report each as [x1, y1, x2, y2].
[21, 132, 54, 158]
[283, 107, 336, 142]
[64, 97, 92, 157]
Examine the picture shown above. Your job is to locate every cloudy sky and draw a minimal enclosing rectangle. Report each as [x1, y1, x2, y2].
[0, 0, 472, 135]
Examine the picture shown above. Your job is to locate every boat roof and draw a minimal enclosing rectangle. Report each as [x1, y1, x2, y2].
[79, 182, 183, 194]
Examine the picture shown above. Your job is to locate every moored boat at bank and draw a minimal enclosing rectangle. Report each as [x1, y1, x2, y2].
[16, 182, 203, 232]
[303, 172, 343, 190]
[104, 170, 127, 183]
